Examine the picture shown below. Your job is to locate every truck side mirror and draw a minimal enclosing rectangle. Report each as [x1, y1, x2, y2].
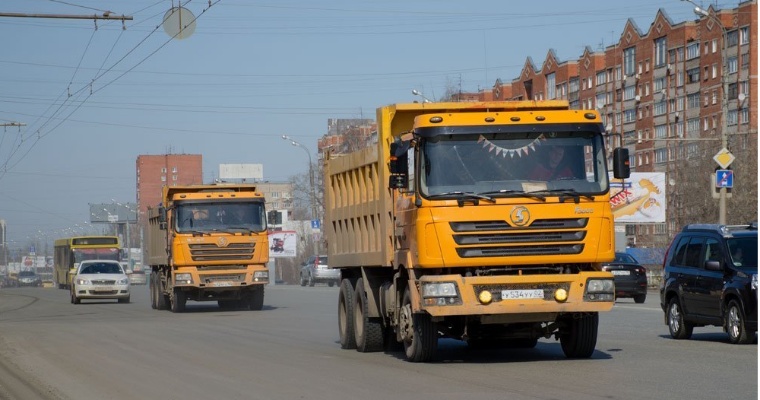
[158, 206, 167, 230]
[613, 148, 630, 179]
[389, 141, 409, 189]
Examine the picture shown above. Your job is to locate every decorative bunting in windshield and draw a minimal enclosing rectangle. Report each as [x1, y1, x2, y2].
[478, 134, 546, 158]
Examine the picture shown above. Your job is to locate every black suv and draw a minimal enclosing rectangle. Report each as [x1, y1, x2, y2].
[660, 223, 757, 344]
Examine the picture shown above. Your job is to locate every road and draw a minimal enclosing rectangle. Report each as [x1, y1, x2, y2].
[0, 285, 756, 400]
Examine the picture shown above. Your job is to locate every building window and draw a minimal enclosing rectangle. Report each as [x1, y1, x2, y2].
[728, 83, 738, 100]
[655, 148, 667, 163]
[687, 92, 700, 109]
[686, 68, 700, 83]
[676, 96, 684, 112]
[726, 30, 739, 47]
[686, 43, 699, 60]
[740, 108, 749, 124]
[596, 71, 606, 86]
[654, 101, 666, 116]
[624, 86, 636, 100]
[172, 167, 177, 173]
[546, 73, 556, 99]
[161, 167, 167, 173]
[676, 71, 684, 87]
[654, 77, 666, 91]
[172, 175, 177, 181]
[624, 109, 636, 123]
[687, 118, 700, 134]
[712, 90, 717, 105]
[740, 27, 749, 45]
[712, 39, 718, 53]
[623, 46, 636, 76]
[654, 37, 667, 66]
[712, 64, 717, 79]
[161, 175, 166, 182]
[615, 67, 622, 81]
[655, 124, 667, 139]
[727, 110, 738, 126]
[727, 57, 738, 74]
[596, 93, 606, 108]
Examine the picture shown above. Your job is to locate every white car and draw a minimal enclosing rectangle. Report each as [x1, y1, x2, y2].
[70, 260, 131, 304]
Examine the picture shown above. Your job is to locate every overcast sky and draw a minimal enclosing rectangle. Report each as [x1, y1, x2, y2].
[0, 0, 742, 247]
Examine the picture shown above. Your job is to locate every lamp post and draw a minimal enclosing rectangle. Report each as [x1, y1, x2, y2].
[282, 135, 319, 255]
[681, 0, 730, 224]
[412, 89, 433, 103]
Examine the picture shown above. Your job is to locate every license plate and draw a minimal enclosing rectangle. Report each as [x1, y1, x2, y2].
[212, 281, 233, 287]
[501, 289, 544, 300]
[611, 270, 630, 276]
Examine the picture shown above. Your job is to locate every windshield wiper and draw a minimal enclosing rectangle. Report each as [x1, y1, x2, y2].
[528, 189, 595, 203]
[426, 191, 495, 205]
[478, 189, 547, 202]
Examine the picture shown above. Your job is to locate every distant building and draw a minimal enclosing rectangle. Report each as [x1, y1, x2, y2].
[135, 154, 203, 222]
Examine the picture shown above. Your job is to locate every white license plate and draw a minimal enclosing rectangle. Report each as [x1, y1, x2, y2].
[611, 270, 630, 276]
[96, 286, 115, 291]
[212, 281, 233, 287]
[501, 289, 544, 300]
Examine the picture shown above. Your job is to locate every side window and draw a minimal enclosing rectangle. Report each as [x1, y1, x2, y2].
[671, 236, 689, 266]
[703, 238, 723, 266]
[683, 236, 705, 268]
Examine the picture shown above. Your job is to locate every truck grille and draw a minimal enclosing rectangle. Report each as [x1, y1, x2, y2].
[451, 218, 587, 258]
[189, 243, 256, 262]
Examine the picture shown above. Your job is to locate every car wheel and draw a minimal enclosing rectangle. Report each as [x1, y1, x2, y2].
[667, 298, 693, 339]
[726, 299, 752, 344]
[400, 286, 438, 362]
[300, 273, 306, 287]
[308, 273, 315, 287]
[338, 279, 357, 350]
[72, 286, 81, 305]
[633, 294, 646, 304]
[353, 278, 384, 352]
[118, 296, 130, 304]
[328, 281, 335, 287]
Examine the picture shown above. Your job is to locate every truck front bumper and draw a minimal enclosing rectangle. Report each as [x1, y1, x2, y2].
[417, 272, 615, 319]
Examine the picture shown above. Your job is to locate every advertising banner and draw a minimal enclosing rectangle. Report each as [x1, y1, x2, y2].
[268, 230, 297, 258]
[610, 172, 667, 223]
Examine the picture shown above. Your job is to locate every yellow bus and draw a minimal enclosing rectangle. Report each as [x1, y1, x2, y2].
[53, 236, 121, 289]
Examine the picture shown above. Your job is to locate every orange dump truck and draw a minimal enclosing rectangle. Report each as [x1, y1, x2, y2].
[325, 100, 630, 361]
[147, 184, 269, 312]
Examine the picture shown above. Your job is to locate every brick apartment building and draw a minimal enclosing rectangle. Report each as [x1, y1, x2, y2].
[135, 154, 203, 222]
[451, 2, 757, 249]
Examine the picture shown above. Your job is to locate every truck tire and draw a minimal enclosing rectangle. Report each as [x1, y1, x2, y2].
[353, 278, 384, 352]
[400, 286, 437, 362]
[559, 313, 598, 358]
[156, 274, 168, 310]
[338, 279, 357, 349]
[248, 287, 264, 311]
[170, 287, 186, 313]
[150, 271, 158, 309]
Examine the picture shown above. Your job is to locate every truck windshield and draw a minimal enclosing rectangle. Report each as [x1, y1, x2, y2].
[419, 131, 609, 198]
[175, 201, 267, 233]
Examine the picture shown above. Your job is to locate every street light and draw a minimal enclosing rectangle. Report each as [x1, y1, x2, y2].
[681, 0, 730, 224]
[281, 134, 319, 255]
[412, 89, 432, 103]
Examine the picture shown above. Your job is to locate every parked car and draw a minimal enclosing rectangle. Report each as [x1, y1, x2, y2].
[660, 222, 758, 344]
[70, 260, 131, 304]
[602, 252, 648, 303]
[17, 270, 43, 287]
[300, 255, 340, 287]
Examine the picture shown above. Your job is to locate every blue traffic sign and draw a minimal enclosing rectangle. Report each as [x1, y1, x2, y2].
[716, 169, 733, 188]
[311, 219, 321, 229]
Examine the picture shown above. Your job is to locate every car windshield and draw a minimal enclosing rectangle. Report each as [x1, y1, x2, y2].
[80, 263, 123, 274]
[614, 253, 638, 263]
[175, 200, 267, 233]
[727, 237, 757, 271]
[418, 131, 608, 198]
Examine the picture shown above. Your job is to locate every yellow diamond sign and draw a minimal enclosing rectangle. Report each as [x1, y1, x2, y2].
[713, 148, 735, 169]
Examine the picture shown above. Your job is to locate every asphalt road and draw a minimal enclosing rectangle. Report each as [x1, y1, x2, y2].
[0, 285, 756, 400]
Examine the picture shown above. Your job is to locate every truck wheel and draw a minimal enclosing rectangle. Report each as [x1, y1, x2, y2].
[150, 272, 158, 309]
[353, 278, 384, 352]
[726, 299, 752, 344]
[170, 287, 186, 313]
[156, 274, 168, 310]
[667, 298, 693, 340]
[248, 287, 264, 310]
[338, 279, 357, 349]
[400, 286, 437, 362]
[559, 313, 598, 358]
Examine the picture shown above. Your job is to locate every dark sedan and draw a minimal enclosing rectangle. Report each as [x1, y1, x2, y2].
[603, 252, 648, 303]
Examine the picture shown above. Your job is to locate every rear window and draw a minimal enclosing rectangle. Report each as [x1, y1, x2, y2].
[615, 253, 638, 263]
[317, 256, 328, 264]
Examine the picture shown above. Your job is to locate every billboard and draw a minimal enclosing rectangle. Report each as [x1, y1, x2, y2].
[610, 172, 667, 223]
[219, 164, 263, 180]
[268, 230, 297, 258]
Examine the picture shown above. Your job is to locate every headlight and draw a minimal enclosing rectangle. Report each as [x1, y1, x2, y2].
[117, 278, 129, 285]
[175, 273, 193, 285]
[586, 279, 614, 293]
[752, 274, 757, 291]
[253, 271, 268, 281]
[421, 282, 458, 298]
[76, 278, 90, 285]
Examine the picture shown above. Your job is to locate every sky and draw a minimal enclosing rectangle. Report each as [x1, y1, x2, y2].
[0, 0, 744, 249]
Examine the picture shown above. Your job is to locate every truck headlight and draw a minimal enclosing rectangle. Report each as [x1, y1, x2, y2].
[254, 271, 268, 281]
[585, 278, 614, 301]
[422, 282, 458, 297]
[175, 273, 193, 285]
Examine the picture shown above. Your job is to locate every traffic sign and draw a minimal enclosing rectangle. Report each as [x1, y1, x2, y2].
[311, 219, 320, 229]
[713, 148, 735, 169]
[716, 169, 733, 188]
